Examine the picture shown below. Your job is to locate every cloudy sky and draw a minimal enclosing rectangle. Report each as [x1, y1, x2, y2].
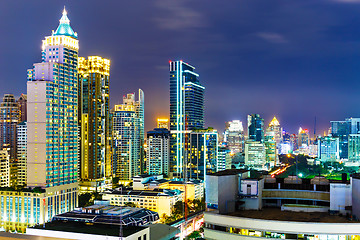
[1, 0, 360, 134]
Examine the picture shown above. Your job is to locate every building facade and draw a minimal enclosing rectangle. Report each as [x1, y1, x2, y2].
[169, 60, 204, 178]
[245, 140, 266, 170]
[187, 129, 218, 180]
[224, 120, 244, 154]
[247, 114, 264, 142]
[27, 8, 79, 188]
[78, 56, 111, 181]
[17, 94, 27, 122]
[0, 150, 10, 187]
[16, 121, 27, 186]
[113, 92, 143, 181]
[318, 136, 340, 162]
[146, 128, 170, 176]
[0, 94, 20, 160]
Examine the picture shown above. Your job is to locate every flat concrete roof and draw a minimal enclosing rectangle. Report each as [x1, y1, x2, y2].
[228, 208, 358, 223]
[0, 232, 69, 240]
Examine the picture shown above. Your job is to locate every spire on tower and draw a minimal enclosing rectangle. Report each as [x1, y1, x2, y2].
[53, 7, 77, 38]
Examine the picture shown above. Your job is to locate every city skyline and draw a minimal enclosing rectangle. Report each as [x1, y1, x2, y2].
[2, 1, 360, 135]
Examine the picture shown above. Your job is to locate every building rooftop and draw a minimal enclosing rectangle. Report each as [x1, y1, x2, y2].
[209, 169, 248, 176]
[228, 207, 358, 223]
[33, 221, 145, 237]
[104, 188, 182, 197]
[0, 232, 68, 240]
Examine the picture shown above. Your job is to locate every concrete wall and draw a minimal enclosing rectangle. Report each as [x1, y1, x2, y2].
[330, 183, 352, 214]
[352, 178, 360, 219]
[205, 211, 360, 235]
[206, 174, 238, 214]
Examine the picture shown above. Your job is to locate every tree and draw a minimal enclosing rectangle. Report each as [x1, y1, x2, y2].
[78, 193, 92, 207]
[186, 231, 201, 240]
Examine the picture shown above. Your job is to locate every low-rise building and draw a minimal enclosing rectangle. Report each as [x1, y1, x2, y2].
[102, 188, 183, 217]
[204, 170, 360, 240]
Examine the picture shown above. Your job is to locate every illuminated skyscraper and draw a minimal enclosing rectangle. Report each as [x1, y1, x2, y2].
[245, 140, 266, 170]
[318, 136, 340, 162]
[266, 116, 282, 145]
[78, 56, 111, 181]
[17, 94, 27, 122]
[0, 94, 20, 159]
[16, 121, 27, 186]
[298, 127, 310, 147]
[187, 129, 218, 180]
[113, 91, 143, 181]
[169, 60, 204, 177]
[27, 8, 79, 188]
[147, 128, 170, 175]
[224, 120, 244, 154]
[248, 114, 264, 142]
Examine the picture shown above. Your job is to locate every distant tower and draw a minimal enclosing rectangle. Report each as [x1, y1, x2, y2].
[17, 94, 27, 122]
[16, 121, 27, 186]
[224, 120, 244, 153]
[266, 116, 282, 144]
[78, 56, 111, 181]
[147, 128, 170, 175]
[0, 94, 20, 159]
[247, 114, 264, 142]
[169, 60, 204, 177]
[157, 118, 169, 129]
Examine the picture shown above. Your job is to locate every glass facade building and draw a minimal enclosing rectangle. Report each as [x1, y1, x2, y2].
[78, 56, 111, 181]
[187, 130, 218, 180]
[113, 92, 143, 181]
[169, 60, 204, 177]
[147, 128, 170, 175]
[27, 8, 79, 187]
[247, 114, 264, 142]
[0, 94, 20, 160]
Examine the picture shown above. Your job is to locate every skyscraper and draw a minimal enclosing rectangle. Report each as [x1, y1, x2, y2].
[27, 8, 79, 187]
[169, 60, 204, 177]
[298, 127, 310, 147]
[16, 121, 27, 186]
[266, 116, 282, 145]
[157, 118, 169, 129]
[147, 128, 170, 175]
[17, 94, 27, 122]
[224, 120, 245, 154]
[0, 94, 20, 159]
[187, 129, 218, 180]
[247, 114, 264, 142]
[113, 91, 143, 181]
[78, 56, 111, 181]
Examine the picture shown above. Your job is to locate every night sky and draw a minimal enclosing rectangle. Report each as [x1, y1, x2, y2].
[1, 0, 360, 135]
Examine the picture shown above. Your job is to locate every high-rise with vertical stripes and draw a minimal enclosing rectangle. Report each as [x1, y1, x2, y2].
[169, 60, 204, 178]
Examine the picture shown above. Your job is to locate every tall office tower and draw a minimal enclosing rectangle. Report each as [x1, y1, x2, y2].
[0, 150, 10, 187]
[224, 120, 245, 154]
[169, 60, 204, 177]
[27, 8, 79, 187]
[331, 120, 350, 160]
[298, 127, 310, 147]
[0, 94, 20, 159]
[265, 140, 277, 167]
[348, 134, 360, 164]
[157, 118, 169, 129]
[217, 146, 232, 171]
[113, 92, 143, 181]
[147, 128, 170, 175]
[247, 114, 264, 142]
[17, 94, 27, 122]
[318, 136, 340, 162]
[244, 140, 266, 170]
[78, 56, 111, 181]
[347, 118, 360, 134]
[266, 116, 282, 145]
[17, 121, 27, 186]
[187, 129, 218, 180]
[290, 134, 298, 151]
